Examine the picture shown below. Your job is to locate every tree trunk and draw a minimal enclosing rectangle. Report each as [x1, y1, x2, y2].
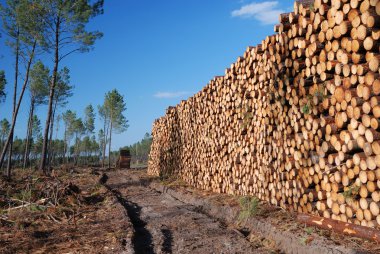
[66, 141, 70, 164]
[47, 99, 58, 168]
[298, 213, 380, 242]
[40, 19, 60, 173]
[23, 99, 35, 169]
[63, 125, 67, 164]
[74, 134, 79, 166]
[0, 134, 4, 152]
[108, 119, 113, 169]
[4, 29, 20, 177]
[0, 40, 37, 171]
[101, 117, 107, 168]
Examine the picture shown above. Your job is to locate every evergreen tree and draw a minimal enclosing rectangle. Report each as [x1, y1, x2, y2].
[84, 104, 95, 134]
[0, 0, 47, 176]
[0, 118, 10, 151]
[72, 118, 85, 165]
[47, 67, 73, 167]
[39, 0, 104, 173]
[103, 89, 128, 168]
[23, 61, 49, 168]
[0, 70, 6, 104]
[62, 110, 76, 163]
[98, 104, 109, 167]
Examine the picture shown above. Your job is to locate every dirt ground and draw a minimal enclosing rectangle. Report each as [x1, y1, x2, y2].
[105, 170, 272, 254]
[1, 168, 379, 254]
[0, 168, 133, 254]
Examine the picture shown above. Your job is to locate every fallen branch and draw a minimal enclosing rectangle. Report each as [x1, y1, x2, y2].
[5, 198, 49, 211]
[297, 213, 380, 243]
[46, 214, 61, 224]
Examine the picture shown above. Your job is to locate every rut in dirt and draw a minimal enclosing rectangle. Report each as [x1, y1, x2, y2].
[101, 174, 155, 253]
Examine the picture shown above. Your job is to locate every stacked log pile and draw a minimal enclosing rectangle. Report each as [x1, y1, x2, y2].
[148, 0, 380, 229]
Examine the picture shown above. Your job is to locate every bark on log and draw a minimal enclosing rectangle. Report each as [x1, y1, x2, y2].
[298, 213, 380, 242]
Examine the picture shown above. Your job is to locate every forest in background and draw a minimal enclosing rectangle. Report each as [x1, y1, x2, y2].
[0, 0, 145, 177]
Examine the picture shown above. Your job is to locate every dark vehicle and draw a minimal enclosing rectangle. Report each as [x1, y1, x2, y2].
[118, 149, 131, 169]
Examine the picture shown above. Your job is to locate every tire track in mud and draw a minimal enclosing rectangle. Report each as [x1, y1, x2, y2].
[102, 174, 155, 254]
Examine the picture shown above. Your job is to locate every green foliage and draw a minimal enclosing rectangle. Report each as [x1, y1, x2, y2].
[124, 133, 152, 165]
[79, 135, 99, 157]
[84, 104, 95, 134]
[98, 104, 109, 123]
[54, 67, 74, 107]
[29, 60, 49, 105]
[104, 89, 129, 133]
[343, 184, 360, 200]
[301, 103, 311, 115]
[0, 118, 10, 153]
[61, 110, 100, 165]
[19, 189, 32, 202]
[41, 0, 104, 60]
[0, 0, 46, 45]
[304, 227, 313, 235]
[29, 204, 46, 212]
[0, 70, 6, 102]
[299, 237, 308, 245]
[98, 128, 105, 149]
[301, 85, 327, 115]
[238, 196, 260, 221]
[0, 118, 10, 139]
[31, 115, 42, 140]
[72, 118, 85, 142]
[62, 110, 77, 140]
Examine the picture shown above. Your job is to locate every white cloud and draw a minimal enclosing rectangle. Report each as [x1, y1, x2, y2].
[154, 91, 189, 99]
[231, 1, 284, 25]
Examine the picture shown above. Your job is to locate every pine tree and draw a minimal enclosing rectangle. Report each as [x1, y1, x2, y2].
[84, 104, 95, 134]
[103, 89, 128, 168]
[0, 0, 47, 176]
[62, 110, 77, 163]
[0, 70, 6, 104]
[39, 0, 104, 173]
[23, 61, 49, 169]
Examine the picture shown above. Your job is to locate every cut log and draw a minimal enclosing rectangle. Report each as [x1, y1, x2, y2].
[297, 213, 380, 242]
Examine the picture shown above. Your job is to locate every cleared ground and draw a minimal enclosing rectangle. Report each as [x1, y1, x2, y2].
[105, 170, 271, 254]
[1, 168, 379, 253]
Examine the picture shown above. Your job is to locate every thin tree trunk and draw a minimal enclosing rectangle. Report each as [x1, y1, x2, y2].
[47, 99, 58, 168]
[74, 134, 79, 166]
[101, 117, 108, 168]
[5, 29, 20, 177]
[63, 125, 67, 164]
[40, 19, 60, 173]
[0, 40, 37, 171]
[23, 100, 34, 169]
[6, 138, 13, 176]
[65, 140, 70, 164]
[108, 119, 113, 169]
[0, 134, 4, 152]
[53, 116, 59, 166]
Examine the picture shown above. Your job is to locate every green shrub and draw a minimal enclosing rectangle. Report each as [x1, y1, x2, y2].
[238, 196, 260, 221]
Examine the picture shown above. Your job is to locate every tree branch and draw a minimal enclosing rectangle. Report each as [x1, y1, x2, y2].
[58, 36, 74, 44]
[58, 48, 81, 61]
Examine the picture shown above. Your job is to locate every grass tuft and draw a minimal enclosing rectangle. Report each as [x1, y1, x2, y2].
[238, 196, 260, 222]
[304, 227, 313, 235]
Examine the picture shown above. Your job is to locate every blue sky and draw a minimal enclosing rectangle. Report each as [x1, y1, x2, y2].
[0, 0, 294, 149]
